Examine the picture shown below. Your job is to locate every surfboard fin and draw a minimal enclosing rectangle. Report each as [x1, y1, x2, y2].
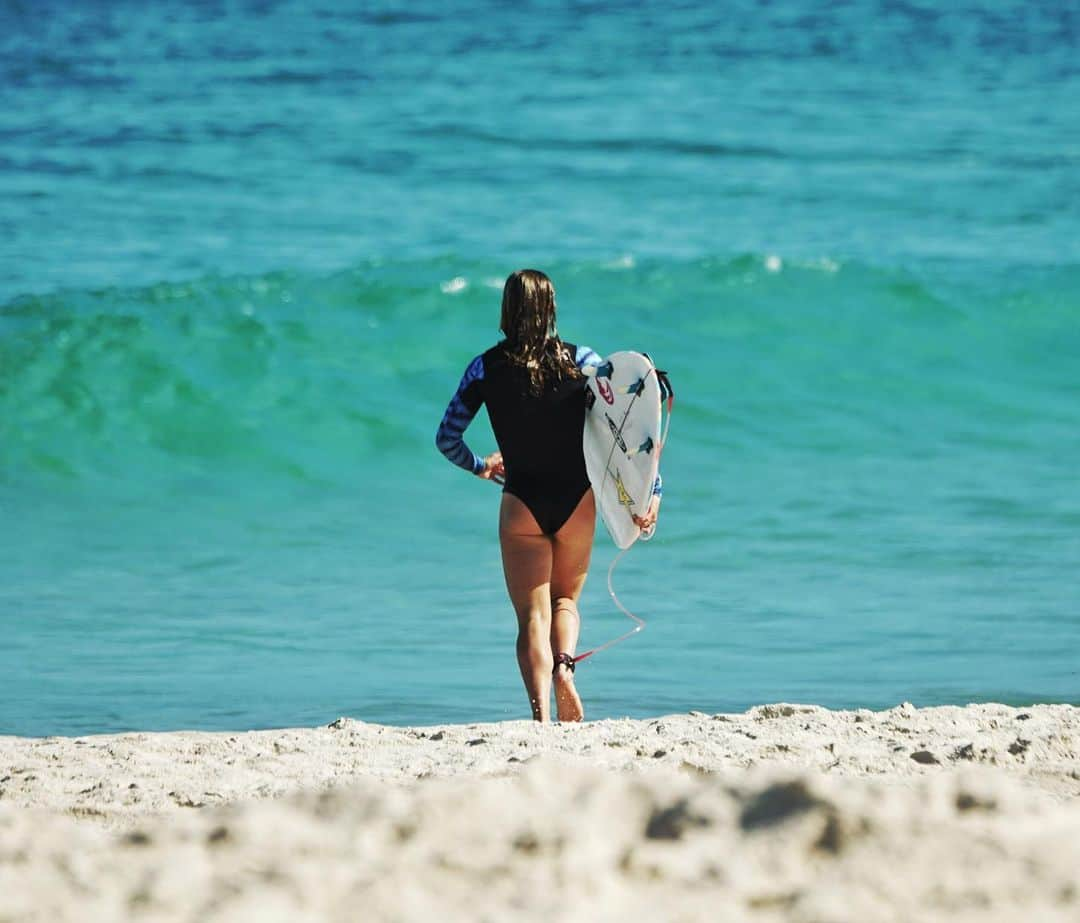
[656, 369, 674, 403]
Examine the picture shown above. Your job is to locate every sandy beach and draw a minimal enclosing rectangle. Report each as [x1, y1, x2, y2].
[2, 702, 1078, 921]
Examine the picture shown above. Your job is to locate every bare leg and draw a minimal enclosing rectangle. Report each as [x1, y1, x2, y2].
[499, 493, 554, 721]
[551, 599, 584, 722]
[550, 489, 595, 722]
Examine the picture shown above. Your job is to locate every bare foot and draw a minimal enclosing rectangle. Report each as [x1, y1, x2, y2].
[553, 663, 584, 722]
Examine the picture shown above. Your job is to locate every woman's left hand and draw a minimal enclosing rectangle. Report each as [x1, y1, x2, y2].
[632, 494, 661, 532]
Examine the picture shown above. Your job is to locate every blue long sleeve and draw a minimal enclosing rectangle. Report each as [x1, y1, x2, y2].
[435, 355, 486, 474]
[575, 343, 601, 371]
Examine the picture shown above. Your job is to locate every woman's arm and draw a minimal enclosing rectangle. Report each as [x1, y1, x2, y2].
[435, 355, 486, 474]
[575, 343, 602, 372]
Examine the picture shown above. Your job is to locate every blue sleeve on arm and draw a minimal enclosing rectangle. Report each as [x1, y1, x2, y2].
[575, 343, 602, 371]
[436, 355, 486, 474]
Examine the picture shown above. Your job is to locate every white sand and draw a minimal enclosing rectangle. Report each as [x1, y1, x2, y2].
[2, 703, 1079, 921]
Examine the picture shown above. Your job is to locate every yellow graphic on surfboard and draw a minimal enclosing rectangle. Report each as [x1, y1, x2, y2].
[613, 470, 636, 512]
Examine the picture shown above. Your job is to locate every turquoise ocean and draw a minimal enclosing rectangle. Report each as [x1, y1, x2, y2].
[2, 1, 1078, 736]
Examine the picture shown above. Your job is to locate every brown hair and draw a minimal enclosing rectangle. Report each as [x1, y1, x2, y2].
[499, 269, 581, 395]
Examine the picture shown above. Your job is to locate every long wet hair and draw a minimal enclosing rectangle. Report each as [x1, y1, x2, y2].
[499, 269, 582, 396]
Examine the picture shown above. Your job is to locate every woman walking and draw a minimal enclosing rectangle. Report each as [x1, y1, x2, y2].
[436, 269, 658, 721]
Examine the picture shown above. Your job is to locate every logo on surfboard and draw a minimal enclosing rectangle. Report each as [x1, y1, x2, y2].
[605, 413, 627, 452]
[597, 378, 615, 404]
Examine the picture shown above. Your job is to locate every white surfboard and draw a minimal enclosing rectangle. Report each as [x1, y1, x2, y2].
[582, 351, 666, 549]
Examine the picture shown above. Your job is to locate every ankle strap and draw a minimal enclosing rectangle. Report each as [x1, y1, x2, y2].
[553, 652, 576, 674]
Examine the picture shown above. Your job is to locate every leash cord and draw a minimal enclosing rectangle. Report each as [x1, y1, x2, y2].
[572, 546, 644, 664]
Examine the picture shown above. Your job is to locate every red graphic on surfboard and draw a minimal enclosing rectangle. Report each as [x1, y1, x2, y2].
[597, 378, 615, 404]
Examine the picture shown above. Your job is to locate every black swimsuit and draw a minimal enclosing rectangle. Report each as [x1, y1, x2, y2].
[436, 341, 599, 535]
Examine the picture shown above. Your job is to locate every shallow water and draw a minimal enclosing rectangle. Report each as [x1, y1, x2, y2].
[2, 1, 1078, 735]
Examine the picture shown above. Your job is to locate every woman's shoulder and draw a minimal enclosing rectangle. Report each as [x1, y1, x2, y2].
[480, 340, 510, 366]
[568, 342, 601, 369]
[460, 341, 507, 369]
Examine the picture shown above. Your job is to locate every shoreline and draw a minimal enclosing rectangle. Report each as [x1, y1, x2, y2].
[3, 703, 1079, 920]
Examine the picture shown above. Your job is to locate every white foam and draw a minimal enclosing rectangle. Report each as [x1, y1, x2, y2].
[440, 276, 467, 294]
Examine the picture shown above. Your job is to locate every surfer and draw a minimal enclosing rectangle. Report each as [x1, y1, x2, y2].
[436, 269, 659, 722]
